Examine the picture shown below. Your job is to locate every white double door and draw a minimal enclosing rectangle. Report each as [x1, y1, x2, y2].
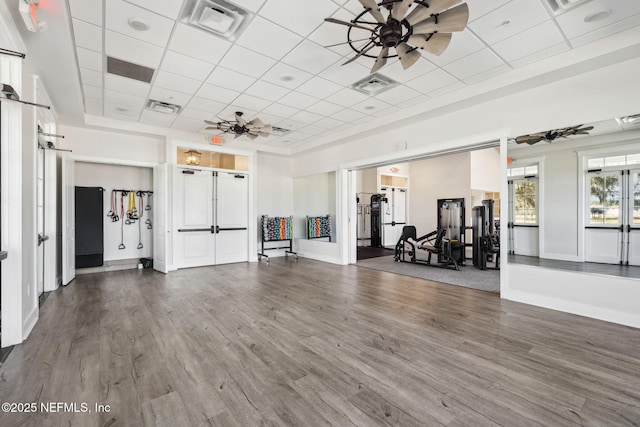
[585, 169, 640, 265]
[176, 169, 248, 268]
[382, 187, 407, 247]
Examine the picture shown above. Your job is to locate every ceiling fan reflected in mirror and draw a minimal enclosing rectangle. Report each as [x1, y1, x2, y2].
[324, 0, 469, 74]
[515, 124, 595, 145]
[204, 111, 272, 140]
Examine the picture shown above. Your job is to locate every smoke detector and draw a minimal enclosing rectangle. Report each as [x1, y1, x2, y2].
[146, 100, 182, 115]
[186, 0, 254, 41]
[350, 73, 399, 95]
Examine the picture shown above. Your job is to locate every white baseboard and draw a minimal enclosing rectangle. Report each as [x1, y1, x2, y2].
[22, 306, 39, 341]
[297, 252, 346, 265]
[539, 252, 582, 262]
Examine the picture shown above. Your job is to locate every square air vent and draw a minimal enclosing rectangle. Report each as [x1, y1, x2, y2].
[146, 99, 182, 115]
[350, 73, 399, 96]
[186, 0, 253, 41]
[271, 126, 291, 136]
[543, 0, 590, 15]
[107, 57, 155, 83]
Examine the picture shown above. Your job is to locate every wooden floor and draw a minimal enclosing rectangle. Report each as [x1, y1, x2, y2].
[1, 258, 639, 427]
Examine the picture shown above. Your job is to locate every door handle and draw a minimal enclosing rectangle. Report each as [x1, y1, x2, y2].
[0, 251, 7, 261]
[38, 234, 49, 246]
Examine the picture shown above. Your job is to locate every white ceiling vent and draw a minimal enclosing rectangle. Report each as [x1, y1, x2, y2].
[543, 0, 591, 15]
[186, 0, 253, 41]
[350, 73, 399, 96]
[617, 114, 640, 131]
[271, 126, 291, 136]
[146, 99, 182, 115]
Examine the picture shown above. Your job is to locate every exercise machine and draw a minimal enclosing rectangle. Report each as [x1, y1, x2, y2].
[437, 198, 466, 266]
[472, 199, 500, 270]
[394, 225, 462, 270]
[370, 194, 386, 247]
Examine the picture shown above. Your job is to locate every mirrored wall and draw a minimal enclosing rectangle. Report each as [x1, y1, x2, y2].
[293, 171, 338, 243]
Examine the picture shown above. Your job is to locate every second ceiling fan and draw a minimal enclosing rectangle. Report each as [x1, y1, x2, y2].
[204, 112, 272, 140]
[325, 0, 469, 74]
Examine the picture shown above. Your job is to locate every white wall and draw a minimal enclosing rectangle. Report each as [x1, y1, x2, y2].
[75, 162, 153, 262]
[470, 148, 501, 192]
[408, 152, 471, 234]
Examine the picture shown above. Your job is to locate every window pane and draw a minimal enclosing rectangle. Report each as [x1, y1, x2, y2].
[604, 155, 626, 167]
[514, 180, 537, 224]
[588, 158, 604, 168]
[604, 208, 619, 224]
[510, 167, 525, 177]
[627, 153, 640, 165]
[525, 165, 538, 175]
[634, 173, 640, 225]
[589, 175, 605, 224]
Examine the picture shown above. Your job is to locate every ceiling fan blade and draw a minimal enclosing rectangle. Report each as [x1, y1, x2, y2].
[407, 33, 452, 56]
[396, 43, 422, 70]
[235, 113, 246, 126]
[515, 135, 543, 144]
[357, 0, 386, 23]
[413, 3, 469, 34]
[324, 17, 375, 32]
[576, 126, 594, 132]
[342, 41, 376, 65]
[256, 131, 271, 137]
[246, 133, 258, 140]
[391, 0, 413, 21]
[324, 37, 374, 48]
[405, 0, 460, 25]
[370, 46, 389, 74]
[248, 118, 264, 128]
[260, 125, 272, 134]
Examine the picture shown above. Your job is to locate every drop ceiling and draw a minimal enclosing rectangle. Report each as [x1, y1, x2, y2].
[59, 0, 640, 150]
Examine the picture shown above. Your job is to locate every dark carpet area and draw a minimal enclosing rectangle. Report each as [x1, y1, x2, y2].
[357, 246, 395, 260]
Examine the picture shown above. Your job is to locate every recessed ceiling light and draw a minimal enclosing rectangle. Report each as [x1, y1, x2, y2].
[115, 107, 129, 112]
[584, 9, 611, 23]
[281, 75, 295, 82]
[500, 20, 511, 27]
[364, 105, 376, 110]
[128, 17, 150, 31]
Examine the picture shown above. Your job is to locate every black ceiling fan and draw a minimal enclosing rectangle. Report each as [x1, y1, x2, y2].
[324, 0, 469, 74]
[204, 112, 272, 140]
[515, 124, 595, 145]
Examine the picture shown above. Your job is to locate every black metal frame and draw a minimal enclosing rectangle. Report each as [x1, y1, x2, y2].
[394, 225, 460, 271]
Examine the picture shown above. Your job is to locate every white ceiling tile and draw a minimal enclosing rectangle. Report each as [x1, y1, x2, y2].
[427, 31, 486, 67]
[428, 81, 466, 98]
[125, 0, 185, 20]
[262, 103, 300, 118]
[139, 110, 177, 127]
[405, 68, 459, 94]
[397, 95, 429, 109]
[468, 0, 549, 45]
[196, 83, 241, 104]
[219, 106, 259, 121]
[350, 98, 391, 114]
[72, 19, 103, 52]
[569, 14, 640, 48]
[335, 108, 367, 122]
[232, 94, 272, 111]
[319, 60, 370, 86]
[83, 85, 102, 100]
[373, 85, 422, 106]
[463, 64, 511, 84]
[80, 68, 103, 87]
[254, 112, 285, 125]
[236, 17, 303, 60]
[231, 0, 267, 13]
[278, 91, 318, 109]
[219, 46, 276, 78]
[104, 102, 141, 121]
[297, 124, 327, 136]
[187, 97, 227, 113]
[314, 117, 345, 129]
[377, 57, 437, 83]
[289, 110, 324, 124]
[260, 0, 339, 37]
[305, 100, 344, 116]
[84, 97, 103, 115]
[282, 40, 342, 75]
[104, 89, 147, 109]
[325, 88, 369, 107]
[106, 0, 174, 47]
[161, 51, 215, 81]
[296, 77, 343, 99]
[261, 63, 313, 90]
[148, 86, 193, 106]
[443, 48, 505, 80]
[76, 47, 103, 72]
[168, 24, 232, 64]
[308, 9, 371, 57]
[492, 20, 566, 63]
[555, 0, 640, 40]
[69, 0, 103, 26]
[343, 0, 366, 15]
[275, 118, 308, 131]
[466, 0, 513, 22]
[172, 116, 206, 132]
[244, 81, 290, 101]
[105, 30, 164, 69]
[154, 70, 202, 95]
[105, 74, 150, 97]
[508, 43, 570, 68]
[207, 67, 256, 92]
[180, 107, 216, 121]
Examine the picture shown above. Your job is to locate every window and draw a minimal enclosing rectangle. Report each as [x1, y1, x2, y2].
[633, 172, 640, 225]
[588, 173, 620, 225]
[587, 153, 640, 169]
[514, 180, 537, 224]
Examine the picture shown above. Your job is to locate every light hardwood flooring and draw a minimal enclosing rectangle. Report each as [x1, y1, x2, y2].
[1, 258, 639, 426]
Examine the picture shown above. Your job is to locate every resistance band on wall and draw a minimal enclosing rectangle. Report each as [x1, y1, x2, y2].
[107, 189, 153, 250]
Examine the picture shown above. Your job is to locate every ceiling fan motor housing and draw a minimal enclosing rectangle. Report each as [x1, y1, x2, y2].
[380, 19, 403, 47]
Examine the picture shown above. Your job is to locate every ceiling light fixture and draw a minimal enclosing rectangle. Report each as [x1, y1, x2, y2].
[184, 149, 201, 166]
[128, 17, 150, 31]
[281, 75, 295, 82]
[324, 0, 469, 74]
[583, 9, 612, 23]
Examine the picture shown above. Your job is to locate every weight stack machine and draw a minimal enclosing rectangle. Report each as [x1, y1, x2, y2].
[472, 199, 499, 270]
[370, 194, 386, 247]
[437, 198, 466, 266]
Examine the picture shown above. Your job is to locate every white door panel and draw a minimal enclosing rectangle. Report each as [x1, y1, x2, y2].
[628, 230, 640, 266]
[61, 153, 75, 285]
[217, 173, 248, 228]
[216, 230, 248, 264]
[181, 172, 213, 227]
[513, 227, 539, 256]
[585, 228, 622, 264]
[395, 190, 406, 223]
[153, 164, 168, 273]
